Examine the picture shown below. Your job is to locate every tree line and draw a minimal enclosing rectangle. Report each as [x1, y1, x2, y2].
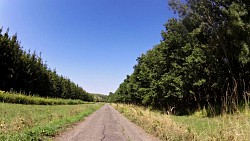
[91, 93, 108, 102]
[109, 0, 250, 115]
[0, 28, 93, 101]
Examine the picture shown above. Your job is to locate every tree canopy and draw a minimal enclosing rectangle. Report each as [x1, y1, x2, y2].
[0, 28, 93, 101]
[109, 0, 250, 115]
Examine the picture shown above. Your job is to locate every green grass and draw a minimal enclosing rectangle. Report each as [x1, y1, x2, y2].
[0, 102, 104, 141]
[0, 90, 87, 105]
[112, 103, 250, 141]
[171, 112, 250, 140]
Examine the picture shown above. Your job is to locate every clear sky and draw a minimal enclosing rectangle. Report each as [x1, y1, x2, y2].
[0, 0, 174, 95]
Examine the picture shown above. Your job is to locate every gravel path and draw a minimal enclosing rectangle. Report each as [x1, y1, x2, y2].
[54, 104, 159, 141]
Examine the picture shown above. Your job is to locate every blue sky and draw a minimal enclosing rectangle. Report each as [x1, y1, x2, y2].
[0, 0, 174, 95]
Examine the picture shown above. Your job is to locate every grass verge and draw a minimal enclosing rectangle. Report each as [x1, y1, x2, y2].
[171, 111, 250, 141]
[111, 103, 194, 141]
[0, 102, 103, 140]
[0, 90, 87, 105]
[112, 103, 250, 141]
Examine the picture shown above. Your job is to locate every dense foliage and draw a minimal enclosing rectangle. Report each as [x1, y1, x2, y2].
[0, 29, 93, 101]
[109, 0, 250, 115]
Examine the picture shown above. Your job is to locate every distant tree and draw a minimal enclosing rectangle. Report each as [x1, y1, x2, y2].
[0, 28, 93, 101]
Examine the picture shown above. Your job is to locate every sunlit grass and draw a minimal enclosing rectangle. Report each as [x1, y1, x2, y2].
[172, 112, 250, 140]
[112, 103, 194, 141]
[0, 102, 103, 140]
[112, 103, 250, 141]
[0, 90, 87, 105]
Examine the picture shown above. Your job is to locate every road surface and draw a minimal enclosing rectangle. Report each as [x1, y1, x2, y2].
[54, 104, 159, 141]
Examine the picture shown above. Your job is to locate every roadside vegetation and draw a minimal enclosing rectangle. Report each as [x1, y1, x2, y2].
[109, 0, 250, 139]
[0, 102, 103, 141]
[112, 104, 250, 141]
[109, 0, 250, 115]
[0, 90, 89, 105]
[172, 111, 250, 141]
[112, 103, 193, 141]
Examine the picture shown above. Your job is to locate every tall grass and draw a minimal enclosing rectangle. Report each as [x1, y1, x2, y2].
[112, 103, 250, 141]
[112, 103, 194, 141]
[0, 90, 86, 105]
[172, 111, 250, 141]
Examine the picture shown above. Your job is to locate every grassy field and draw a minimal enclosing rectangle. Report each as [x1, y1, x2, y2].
[112, 104, 250, 141]
[0, 102, 103, 141]
[171, 111, 250, 141]
[0, 90, 87, 105]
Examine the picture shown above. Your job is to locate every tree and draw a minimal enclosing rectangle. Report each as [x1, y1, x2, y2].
[111, 0, 250, 115]
[0, 28, 93, 101]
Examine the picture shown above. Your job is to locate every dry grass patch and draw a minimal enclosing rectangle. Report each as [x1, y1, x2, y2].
[112, 103, 194, 141]
[111, 104, 250, 141]
[172, 111, 250, 141]
[112, 104, 250, 141]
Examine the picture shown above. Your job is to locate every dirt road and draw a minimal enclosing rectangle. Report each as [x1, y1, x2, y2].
[54, 104, 159, 141]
